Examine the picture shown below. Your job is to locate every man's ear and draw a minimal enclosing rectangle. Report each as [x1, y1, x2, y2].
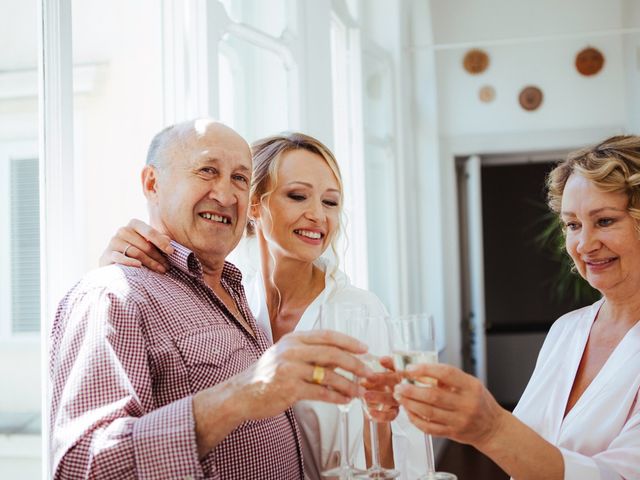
[141, 165, 159, 201]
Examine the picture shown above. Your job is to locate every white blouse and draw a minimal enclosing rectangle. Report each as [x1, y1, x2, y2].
[513, 299, 640, 480]
[245, 258, 427, 480]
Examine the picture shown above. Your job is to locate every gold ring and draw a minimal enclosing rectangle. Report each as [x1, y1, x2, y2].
[312, 365, 325, 385]
[122, 245, 132, 257]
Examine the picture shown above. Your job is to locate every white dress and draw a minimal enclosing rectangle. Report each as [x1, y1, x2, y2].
[245, 257, 427, 480]
[513, 299, 640, 480]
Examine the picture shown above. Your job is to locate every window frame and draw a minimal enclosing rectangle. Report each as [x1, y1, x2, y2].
[360, 40, 404, 314]
[330, 0, 369, 290]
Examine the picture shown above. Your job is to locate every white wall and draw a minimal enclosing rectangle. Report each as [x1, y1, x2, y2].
[431, 0, 632, 139]
[623, 0, 640, 132]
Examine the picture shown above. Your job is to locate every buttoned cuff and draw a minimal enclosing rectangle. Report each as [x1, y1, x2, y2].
[133, 396, 208, 480]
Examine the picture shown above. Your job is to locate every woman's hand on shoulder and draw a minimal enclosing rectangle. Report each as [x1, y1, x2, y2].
[98, 218, 173, 273]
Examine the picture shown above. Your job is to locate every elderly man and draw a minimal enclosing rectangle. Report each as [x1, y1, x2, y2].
[49, 119, 369, 479]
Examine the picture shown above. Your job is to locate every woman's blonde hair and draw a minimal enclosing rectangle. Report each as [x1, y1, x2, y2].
[547, 135, 640, 228]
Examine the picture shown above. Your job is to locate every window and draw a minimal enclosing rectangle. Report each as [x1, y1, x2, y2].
[219, 0, 289, 38]
[216, 0, 297, 139]
[218, 34, 291, 140]
[72, 0, 164, 268]
[0, 1, 41, 476]
[362, 47, 402, 314]
[9, 157, 40, 334]
[0, 146, 40, 338]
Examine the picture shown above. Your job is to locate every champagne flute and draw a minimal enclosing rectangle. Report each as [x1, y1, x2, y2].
[319, 301, 367, 478]
[355, 313, 401, 479]
[389, 314, 457, 480]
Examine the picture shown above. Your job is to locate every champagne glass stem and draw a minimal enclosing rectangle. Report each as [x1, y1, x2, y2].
[339, 409, 350, 470]
[370, 419, 381, 469]
[424, 433, 436, 474]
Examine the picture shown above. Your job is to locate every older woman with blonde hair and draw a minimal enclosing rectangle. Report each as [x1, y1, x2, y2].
[394, 135, 640, 480]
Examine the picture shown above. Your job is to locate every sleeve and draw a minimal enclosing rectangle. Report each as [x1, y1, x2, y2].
[49, 285, 207, 480]
[561, 404, 640, 480]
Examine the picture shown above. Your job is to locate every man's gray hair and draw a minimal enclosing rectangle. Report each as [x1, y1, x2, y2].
[145, 119, 235, 169]
[146, 124, 178, 168]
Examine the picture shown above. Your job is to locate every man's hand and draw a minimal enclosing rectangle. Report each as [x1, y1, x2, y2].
[192, 329, 373, 457]
[99, 218, 173, 273]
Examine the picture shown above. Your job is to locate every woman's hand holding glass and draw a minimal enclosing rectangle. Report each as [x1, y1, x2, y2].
[395, 362, 507, 451]
[389, 314, 457, 480]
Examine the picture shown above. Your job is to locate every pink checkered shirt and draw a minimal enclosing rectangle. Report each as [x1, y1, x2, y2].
[50, 242, 304, 479]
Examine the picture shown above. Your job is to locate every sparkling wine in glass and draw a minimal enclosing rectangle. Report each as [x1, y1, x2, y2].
[319, 301, 367, 478]
[390, 314, 458, 480]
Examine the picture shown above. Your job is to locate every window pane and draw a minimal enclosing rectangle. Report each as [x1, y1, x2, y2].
[219, 34, 290, 141]
[364, 144, 399, 313]
[219, 0, 289, 38]
[362, 53, 400, 313]
[363, 53, 394, 138]
[0, 0, 41, 476]
[72, 0, 164, 269]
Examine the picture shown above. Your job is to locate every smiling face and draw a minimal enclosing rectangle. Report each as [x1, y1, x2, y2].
[561, 173, 640, 298]
[251, 148, 341, 264]
[144, 121, 252, 265]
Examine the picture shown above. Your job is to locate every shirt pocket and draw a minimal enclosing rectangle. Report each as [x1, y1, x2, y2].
[175, 325, 257, 392]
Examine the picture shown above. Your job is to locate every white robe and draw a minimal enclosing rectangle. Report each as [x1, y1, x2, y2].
[513, 299, 640, 480]
[245, 257, 427, 480]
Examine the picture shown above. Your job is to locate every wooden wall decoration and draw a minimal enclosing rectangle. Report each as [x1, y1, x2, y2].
[463, 49, 489, 74]
[519, 86, 543, 111]
[479, 85, 495, 103]
[575, 47, 605, 76]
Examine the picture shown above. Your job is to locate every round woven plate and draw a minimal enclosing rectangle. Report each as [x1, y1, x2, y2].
[519, 86, 543, 111]
[575, 47, 604, 76]
[463, 49, 489, 74]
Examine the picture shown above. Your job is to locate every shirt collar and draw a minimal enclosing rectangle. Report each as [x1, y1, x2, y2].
[167, 240, 244, 286]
